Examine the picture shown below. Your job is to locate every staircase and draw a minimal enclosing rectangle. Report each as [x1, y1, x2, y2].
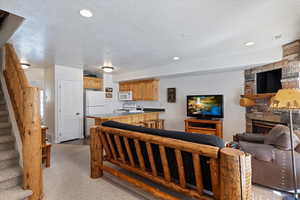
[0, 89, 32, 200]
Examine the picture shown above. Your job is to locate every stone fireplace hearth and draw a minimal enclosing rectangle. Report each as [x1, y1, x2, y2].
[243, 40, 300, 134]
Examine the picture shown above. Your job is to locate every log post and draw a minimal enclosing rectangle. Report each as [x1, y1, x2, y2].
[220, 148, 252, 200]
[90, 126, 103, 178]
[22, 87, 43, 200]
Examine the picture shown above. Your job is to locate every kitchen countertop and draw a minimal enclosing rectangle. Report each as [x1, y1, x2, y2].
[86, 110, 163, 119]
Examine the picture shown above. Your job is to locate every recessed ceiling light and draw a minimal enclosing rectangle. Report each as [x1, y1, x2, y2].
[173, 57, 180, 60]
[245, 41, 255, 47]
[20, 63, 30, 70]
[80, 9, 93, 18]
[102, 66, 114, 73]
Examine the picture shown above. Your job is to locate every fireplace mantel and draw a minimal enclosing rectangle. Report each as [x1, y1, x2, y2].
[246, 112, 281, 124]
[240, 93, 276, 100]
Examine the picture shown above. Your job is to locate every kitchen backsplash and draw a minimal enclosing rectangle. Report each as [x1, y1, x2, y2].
[120, 100, 162, 109]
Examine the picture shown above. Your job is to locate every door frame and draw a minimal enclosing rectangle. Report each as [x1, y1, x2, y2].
[56, 80, 83, 143]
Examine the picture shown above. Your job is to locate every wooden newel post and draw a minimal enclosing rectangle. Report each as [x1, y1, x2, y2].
[90, 127, 103, 178]
[22, 87, 43, 200]
[220, 148, 252, 200]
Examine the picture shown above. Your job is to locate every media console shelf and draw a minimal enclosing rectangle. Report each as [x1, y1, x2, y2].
[184, 118, 223, 138]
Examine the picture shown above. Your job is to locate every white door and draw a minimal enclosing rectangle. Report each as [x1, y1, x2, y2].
[58, 80, 83, 142]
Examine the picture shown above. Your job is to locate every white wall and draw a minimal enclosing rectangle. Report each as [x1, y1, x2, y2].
[0, 13, 24, 47]
[24, 68, 47, 125]
[25, 68, 45, 89]
[45, 67, 55, 141]
[103, 73, 122, 112]
[130, 70, 245, 141]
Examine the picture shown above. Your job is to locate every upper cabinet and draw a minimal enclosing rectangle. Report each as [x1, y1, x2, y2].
[119, 79, 159, 101]
[84, 77, 103, 90]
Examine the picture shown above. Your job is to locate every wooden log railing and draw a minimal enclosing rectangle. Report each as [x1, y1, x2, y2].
[3, 43, 42, 200]
[91, 126, 252, 200]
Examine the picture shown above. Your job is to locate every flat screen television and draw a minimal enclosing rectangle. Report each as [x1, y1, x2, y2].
[187, 95, 224, 119]
[256, 69, 282, 94]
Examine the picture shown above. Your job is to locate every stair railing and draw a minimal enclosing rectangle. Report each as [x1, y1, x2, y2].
[3, 43, 42, 200]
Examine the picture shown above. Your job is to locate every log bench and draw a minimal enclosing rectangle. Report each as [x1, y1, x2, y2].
[90, 121, 252, 200]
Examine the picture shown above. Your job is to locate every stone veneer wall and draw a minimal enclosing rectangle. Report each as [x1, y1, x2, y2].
[244, 40, 300, 132]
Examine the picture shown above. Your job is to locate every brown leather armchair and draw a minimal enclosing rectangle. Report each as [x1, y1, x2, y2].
[236, 125, 300, 192]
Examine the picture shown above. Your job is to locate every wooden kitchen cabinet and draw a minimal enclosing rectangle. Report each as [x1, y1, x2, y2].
[139, 81, 146, 100]
[144, 80, 159, 100]
[84, 77, 103, 90]
[133, 83, 140, 100]
[119, 79, 159, 101]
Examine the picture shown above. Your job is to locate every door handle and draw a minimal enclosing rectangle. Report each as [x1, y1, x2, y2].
[76, 113, 80, 115]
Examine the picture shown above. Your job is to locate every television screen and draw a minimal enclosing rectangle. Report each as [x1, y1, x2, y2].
[257, 69, 282, 94]
[187, 95, 223, 118]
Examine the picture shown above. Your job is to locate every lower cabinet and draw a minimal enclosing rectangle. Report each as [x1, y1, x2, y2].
[184, 119, 223, 138]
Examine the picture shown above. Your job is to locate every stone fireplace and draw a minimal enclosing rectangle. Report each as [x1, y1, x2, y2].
[252, 120, 285, 134]
[243, 40, 300, 133]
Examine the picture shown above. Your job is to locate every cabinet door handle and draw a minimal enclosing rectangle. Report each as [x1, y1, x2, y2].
[76, 113, 80, 115]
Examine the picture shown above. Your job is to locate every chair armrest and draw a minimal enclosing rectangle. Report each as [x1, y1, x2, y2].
[239, 141, 275, 162]
[235, 133, 266, 143]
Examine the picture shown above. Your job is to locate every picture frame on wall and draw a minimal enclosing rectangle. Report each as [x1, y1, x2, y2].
[105, 87, 113, 93]
[167, 88, 176, 103]
[105, 92, 113, 98]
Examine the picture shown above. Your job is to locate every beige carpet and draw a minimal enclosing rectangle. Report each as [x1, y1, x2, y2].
[43, 144, 171, 200]
[43, 144, 285, 200]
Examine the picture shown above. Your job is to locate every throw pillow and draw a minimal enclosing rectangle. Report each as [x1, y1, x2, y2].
[265, 125, 300, 150]
[265, 125, 290, 145]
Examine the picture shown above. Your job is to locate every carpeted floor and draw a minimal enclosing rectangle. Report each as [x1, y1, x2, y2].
[43, 144, 288, 200]
[43, 144, 150, 200]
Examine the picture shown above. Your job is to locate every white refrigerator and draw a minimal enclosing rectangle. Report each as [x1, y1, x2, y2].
[84, 90, 111, 137]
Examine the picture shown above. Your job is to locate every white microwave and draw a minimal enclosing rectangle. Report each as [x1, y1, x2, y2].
[119, 91, 133, 101]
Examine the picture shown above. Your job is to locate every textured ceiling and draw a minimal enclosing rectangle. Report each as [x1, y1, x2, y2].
[0, 0, 300, 75]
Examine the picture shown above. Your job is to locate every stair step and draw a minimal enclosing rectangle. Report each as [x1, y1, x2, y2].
[0, 158, 18, 170]
[0, 129, 11, 136]
[0, 111, 8, 117]
[0, 186, 32, 200]
[0, 150, 18, 162]
[0, 105, 6, 110]
[0, 116, 8, 123]
[0, 167, 22, 190]
[0, 142, 14, 151]
[0, 123, 10, 129]
[0, 135, 14, 144]
[0, 176, 21, 191]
